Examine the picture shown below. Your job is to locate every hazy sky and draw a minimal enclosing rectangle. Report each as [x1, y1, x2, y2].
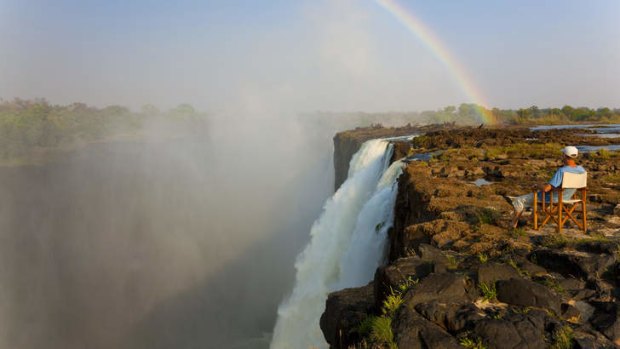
[1, 0, 619, 112]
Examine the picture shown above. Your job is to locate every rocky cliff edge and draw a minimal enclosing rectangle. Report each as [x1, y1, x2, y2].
[322, 126, 620, 349]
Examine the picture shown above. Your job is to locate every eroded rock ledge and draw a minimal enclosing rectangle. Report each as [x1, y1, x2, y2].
[322, 126, 620, 349]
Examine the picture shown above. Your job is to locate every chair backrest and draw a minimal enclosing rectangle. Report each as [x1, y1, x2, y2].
[561, 172, 587, 189]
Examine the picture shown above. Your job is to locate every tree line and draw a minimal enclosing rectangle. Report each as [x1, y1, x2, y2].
[0, 98, 206, 161]
[423, 104, 620, 125]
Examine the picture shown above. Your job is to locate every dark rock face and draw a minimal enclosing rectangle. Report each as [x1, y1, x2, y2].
[590, 301, 620, 346]
[473, 311, 550, 349]
[320, 283, 375, 348]
[414, 302, 484, 333]
[322, 126, 620, 349]
[496, 278, 562, 314]
[392, 306, 461, 349]
[404, 273, 472, 306]
[373, 256, 433, 309]
[532, 248, 616, 281]
[333, 125, 437, 191]
[477, 263, 522, 285]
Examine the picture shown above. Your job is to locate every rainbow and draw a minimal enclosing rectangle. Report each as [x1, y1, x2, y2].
[375, 0, 496, 124]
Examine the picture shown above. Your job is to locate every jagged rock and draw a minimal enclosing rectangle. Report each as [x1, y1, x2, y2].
[320, 283, 375, 348]
[401, 220, 469, 254]
[404, 273, 473, 306]
[589, 301, 620, 346]
[559, 277, 586, 292]
[477, 262, 522, 285]
[373, 256, 433, 309]
[415, 301, 484, 333]
[496, 278, 561, 314]
[417, 243, 450, 270]
[392, 306, 460, 349]
[512, 256, 548, 277]
[562, 303, 582, 323]
[573, 300, 596, 322]
[573, 325, 617, 348]
[573, 240, 620, 255]
[472, 310, 551, 349]
[573, 288, 598, 301]
[531, 248, 616, 282]
[614, 204, 620, 216]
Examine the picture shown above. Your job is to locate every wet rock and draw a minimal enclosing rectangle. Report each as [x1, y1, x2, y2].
[392, 306, 460, 349]
[496, 278, 561, 314]
[477, 262, 522, 285]
[320, 283, 375, 348]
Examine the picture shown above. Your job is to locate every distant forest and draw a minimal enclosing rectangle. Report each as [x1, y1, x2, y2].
[310, 103, 620, 127]
[0, 98, 206, 162]
[1, 98, 619, 162]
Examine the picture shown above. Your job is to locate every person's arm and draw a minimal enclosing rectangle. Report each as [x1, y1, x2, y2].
[544, 167, 564, 192]
[538, 183, 553, 192]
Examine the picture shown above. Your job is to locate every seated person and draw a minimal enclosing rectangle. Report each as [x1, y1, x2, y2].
[506, 146, 586, 227]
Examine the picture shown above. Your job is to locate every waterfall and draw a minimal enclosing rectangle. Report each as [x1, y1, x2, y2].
[270, 138, 404, 349]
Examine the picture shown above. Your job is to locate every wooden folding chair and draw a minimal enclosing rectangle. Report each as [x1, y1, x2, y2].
[533, 172, 588, 233]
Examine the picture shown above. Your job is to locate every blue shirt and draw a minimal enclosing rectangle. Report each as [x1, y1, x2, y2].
[546, 165, 586, 201]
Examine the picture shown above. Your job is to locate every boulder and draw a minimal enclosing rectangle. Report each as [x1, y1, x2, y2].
[320, 283, 375, 348]
[404, 273, 473, 306]
[415, 301, 484, 333]
[472, 311, 549, 349]
[418, 243, 450, 270]
[589, 301, 620, 346]
[402, 220, 469, 252]
[573, 326, 617, 349]
[392, 306, 460, 349]
[531, 248, 616, 282]
[374, 256, 433, 309]
[477, 262, 522, 285]
[496, 278, 562, 314]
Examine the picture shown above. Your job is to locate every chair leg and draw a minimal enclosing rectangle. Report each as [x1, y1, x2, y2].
[533, 192, 538, 230]
[582, 189, 587, 233]
[557, 192, 563, 234]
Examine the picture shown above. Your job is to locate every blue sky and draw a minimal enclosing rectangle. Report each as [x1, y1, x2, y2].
[1, 0, 618, 112]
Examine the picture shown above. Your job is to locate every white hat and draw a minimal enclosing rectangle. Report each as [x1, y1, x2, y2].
[562, 146, 578, 158]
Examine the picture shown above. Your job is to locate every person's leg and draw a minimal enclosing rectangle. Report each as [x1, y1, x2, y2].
[509, 193, 534, 228]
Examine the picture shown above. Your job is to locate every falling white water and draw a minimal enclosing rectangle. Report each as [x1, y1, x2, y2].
[270, 138, 404, 349]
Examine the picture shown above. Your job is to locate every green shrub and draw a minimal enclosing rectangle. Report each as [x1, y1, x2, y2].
[459, 336, 487, 349]
[551, 326, 573, 349]
[478, 282, 497, 301]
[382, 291, 404, 317]
[370, 316, 397, 349]
[446, 255, 460, 270]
